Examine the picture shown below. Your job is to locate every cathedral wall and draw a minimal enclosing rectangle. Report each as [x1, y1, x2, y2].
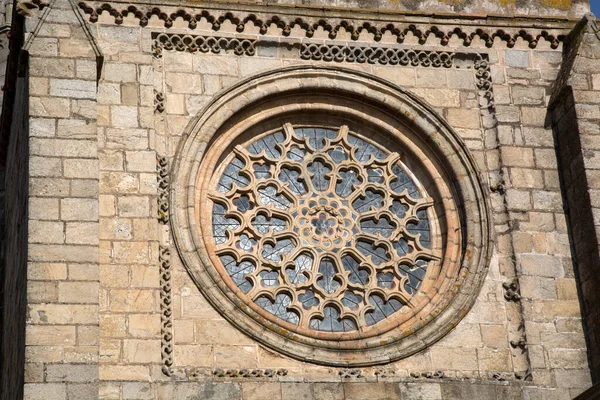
[20, 1, 598, 399]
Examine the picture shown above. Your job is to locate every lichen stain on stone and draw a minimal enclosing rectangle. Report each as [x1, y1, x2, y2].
[465, 248, 472, 262]
[538, 0, 572, 9]
[497, 0, 517, 6]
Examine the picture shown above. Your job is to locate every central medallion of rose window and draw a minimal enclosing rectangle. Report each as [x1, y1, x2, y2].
[210, 124, 438, 334]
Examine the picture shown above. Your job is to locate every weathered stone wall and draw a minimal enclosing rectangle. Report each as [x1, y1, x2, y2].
[16, 0, 600, 399]
[550, 14, 600, 385]
[21, 0, 101, 398]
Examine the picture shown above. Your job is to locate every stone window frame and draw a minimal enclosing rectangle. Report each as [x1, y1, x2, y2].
[170, 65, 493, 367]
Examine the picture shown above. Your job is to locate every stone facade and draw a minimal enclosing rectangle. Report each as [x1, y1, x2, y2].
[0, 0, 600, 399]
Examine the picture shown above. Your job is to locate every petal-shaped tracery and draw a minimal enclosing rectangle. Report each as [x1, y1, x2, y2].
[210, 125, 438, 332]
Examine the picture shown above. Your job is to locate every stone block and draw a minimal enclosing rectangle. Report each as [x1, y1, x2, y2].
[429, 347, 478, 370]
[61, 198, 99, 221]
[98, 83, 121, 105]
[173, 344, 213, 366]
[99, 365, 150, 381]
[512, 86, 545, 105]
[128, 313, 161, 338]
[343, 383, 400, 400]
[30, 97, 71, 118]
[29, 244, 98, 263]
[166, 72, 204, 94]
[30, 58, 74, 78]
[63, 159, 99, 179]
[372, 66, 415, 87]
[26, 325, 76, 346]
[554, 369, 592, 389]
[510, 168, 544, 189]
[104, 63, 137, 83]
[46, 364, 98, 383]
[110, 105, 139, 128]
[501, 147, 535, 167]
[480, 324, 507, 348]
[24, 383, 67, 400]
[50, 79, 96, 99]
[400, 383, 442, 400]
[108, 289, 155, 312]
[532, 190, 562, 211]
[548, 349, 588, 369]
[477, 348, 512, 371]
[505, 50, 530, 68]
[519, 276, 557, 300]
[118, 196, 150, 217]
[30, 138, 97, 158]
[122, 339, 161, 363]
[27, 280, 58, 303]
[214, 345, 258, 368]
[122, 383, 153, 400]
[312, 383, 344, 400]
[58, 281, 99, 303]
[28, 220, 64, 244]
[195, 319, 255, 345]
[125, 151, 156, 172]
[199, 382, 242, 400]
[27, 262, 67, 280]
[519, 254, 563, 277]
[100, 172, 139, 194]
[447, 108, 480, 129]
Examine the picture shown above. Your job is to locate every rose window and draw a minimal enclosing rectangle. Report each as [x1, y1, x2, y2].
[210, 124, 440, 334]
[173, 68, 491, 365]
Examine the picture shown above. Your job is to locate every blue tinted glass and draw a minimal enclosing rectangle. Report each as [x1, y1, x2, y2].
[316, 258, 341, 294]
[309, 306, 357, 332]
[399, 259, 428, 295]
[246, 131, 286, 158]
[219, 255, 255, 294]
[341, 254, 369, 285]
[217, 157, 249, 193]
[279, 167, 307, 195]
[261, 239, 295, 263]
[359, 216, 395, 238]
[287, 253, 313, 284]
[356, 241, 389, 266]
[251, 214, 287, 234]
[352, 189, 385, 213]
[407, 210, 431, 249]
[294, 127, 338, 150]
[390, 164, 420, 198]
[307, 160, 332, 192]
[212, 203, 240, 244]
[256, 293, 299, 325]
[335, 169, 362, 198]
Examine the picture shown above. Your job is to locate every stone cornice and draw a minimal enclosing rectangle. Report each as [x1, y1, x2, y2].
[77, 1, 576, 49]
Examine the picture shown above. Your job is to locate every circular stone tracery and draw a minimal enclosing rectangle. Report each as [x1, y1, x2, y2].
[210, 124, 440, 334]
[173, 66, 492, 366]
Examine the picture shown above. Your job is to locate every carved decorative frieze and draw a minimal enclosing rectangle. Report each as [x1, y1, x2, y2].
[77, 2, 566, 49]
[154, 90, 165, 114]
[503, 280, 521, 302]
[157, 154, 169, 224]
[300, 44, 454, 67]
[212, 368, 288, 378]
[152, 32, 256, 58]
[159, 245, 174, 376]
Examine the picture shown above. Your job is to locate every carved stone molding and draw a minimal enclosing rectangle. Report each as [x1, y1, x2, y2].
[157, 154, 169, 224]
[213, 368, 288, 378]
[154, 90, 165, 114]
[159, 245, 173, 376]
[77, 1, 568, 49]
[152, 32, 257, 58]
